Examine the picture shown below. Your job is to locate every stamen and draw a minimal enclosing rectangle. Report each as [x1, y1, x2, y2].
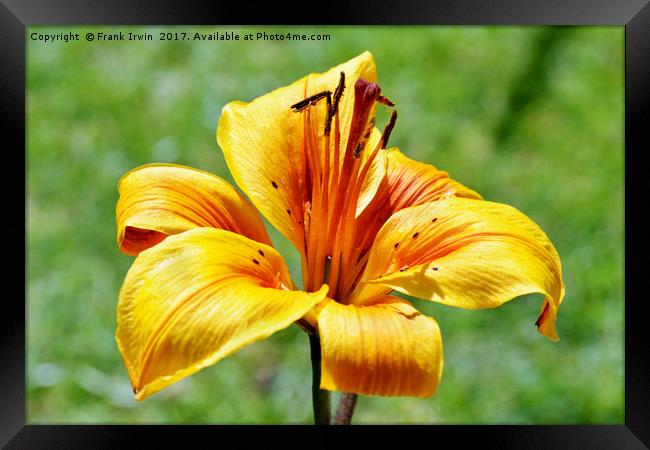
[296, 72, 403, 300]
[332, 72, 345, 108]
[291, 91, 331, 112]
[325, 72, 345, 136]
[381, 110, 398, 148]
[377, 95, 395, 107]
[324, 92, 333, 136]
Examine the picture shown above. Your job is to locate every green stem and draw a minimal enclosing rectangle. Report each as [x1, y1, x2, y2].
[333, 393, 357, 425]
[309, 333, 331, 425]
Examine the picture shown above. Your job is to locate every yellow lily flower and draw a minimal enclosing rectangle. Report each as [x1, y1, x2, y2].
[115, 51, 565, 406]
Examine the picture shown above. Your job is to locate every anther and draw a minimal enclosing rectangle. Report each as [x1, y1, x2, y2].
[324, 72, 346, 136]
[333, 72, 345, 108]
[291, 91, 331, 112]
[377, 95, 395, 107]
[381, 110, 398, 149]
[324, 92, 333, 136]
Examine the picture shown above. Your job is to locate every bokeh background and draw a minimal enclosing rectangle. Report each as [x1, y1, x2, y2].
[27, 26, 624, 424]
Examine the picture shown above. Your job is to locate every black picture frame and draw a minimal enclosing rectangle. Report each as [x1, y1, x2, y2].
[4, 0, 648, 447]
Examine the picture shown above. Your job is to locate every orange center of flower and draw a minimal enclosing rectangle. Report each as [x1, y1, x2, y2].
[291, 73, 397, 302]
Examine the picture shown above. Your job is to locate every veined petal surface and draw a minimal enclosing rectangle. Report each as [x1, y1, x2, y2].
[384, 148, 482, 211]
[344, 149, 483, 300]
[318, 296, 443, 397]
[116, 164, 270, 255]
[116, 228, 328, 400]
[351, 197, 565, 340]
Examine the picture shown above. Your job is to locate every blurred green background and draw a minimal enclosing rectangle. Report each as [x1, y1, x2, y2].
[27, 26, 624, 424]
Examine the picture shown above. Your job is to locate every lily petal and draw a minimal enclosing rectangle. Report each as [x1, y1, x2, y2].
[217, 52, 376, 250]
[116, 228, 328, 400]
[116, 164, 271, 255]
[384, 148, 482, 212]
[318, 296, 443, 397]
[351, 197, 565, 340]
